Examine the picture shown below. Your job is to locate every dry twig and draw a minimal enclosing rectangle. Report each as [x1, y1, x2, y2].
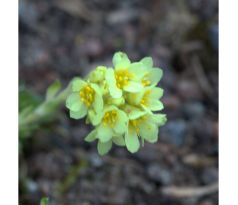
[161, 182, 218, 198]
[53, 0, 95, 22]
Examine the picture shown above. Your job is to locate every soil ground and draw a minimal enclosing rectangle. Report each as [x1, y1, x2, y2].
[19, 0, 218, 204]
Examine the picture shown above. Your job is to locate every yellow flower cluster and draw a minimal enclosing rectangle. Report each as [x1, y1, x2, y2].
[66, 52, 167, 155]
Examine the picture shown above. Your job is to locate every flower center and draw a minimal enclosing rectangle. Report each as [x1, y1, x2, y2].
[129, 119, 140, 134]
[129, 116, 146, 134]
[140, 90, 151, 106]
[142, 73, 151, 86]
[103, 110, 118, 127]
[79, 85, 95, 107]
[115, 69, 132, 89]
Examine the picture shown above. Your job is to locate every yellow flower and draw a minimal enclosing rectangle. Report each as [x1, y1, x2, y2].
[105, 52, 145, 98]
[140, 57, 163, 87]
[126, 86, 164, 112]
[66, 52, 167, 155]
[125, 111, 167, 153]
[66, 78, 103, 125]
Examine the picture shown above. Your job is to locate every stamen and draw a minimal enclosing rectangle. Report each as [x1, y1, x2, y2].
[142, 73, 151, 86]
[115, 69, 132, 89]
[142, 79, 151, 86]
[140, 90, 151, 106]
[79, 85, 95, 107]
[102, 110, 118, 127]
[130, 116, 147, 134]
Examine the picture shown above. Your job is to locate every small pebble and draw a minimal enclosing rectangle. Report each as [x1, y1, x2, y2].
[147, 164, 172, 185]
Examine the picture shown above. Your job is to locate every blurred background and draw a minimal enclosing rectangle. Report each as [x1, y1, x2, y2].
[19, 0, 218, 204]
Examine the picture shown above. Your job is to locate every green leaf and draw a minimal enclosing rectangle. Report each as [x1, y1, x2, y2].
[19, 85, 42, 112]
[19, 106, 34, 119]
[40, 197, 49, 205]
[46, 80, 62, 100]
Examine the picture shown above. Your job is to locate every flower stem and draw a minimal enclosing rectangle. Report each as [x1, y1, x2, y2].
[19, 82, 71, 138]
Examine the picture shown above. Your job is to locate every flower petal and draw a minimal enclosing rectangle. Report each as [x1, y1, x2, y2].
[113, 110, 128, 134]
[150, 87, 164, 100]
[126, 92, 144, 105]
[93, 93, 103, 112]
[66, 93, 83, 112]
[148, 68, 163, 85]
[97, 140, 112, 155]
[141, 104, 153, 114]
[124, 81, 143, 93]
[72, 78, 87, 92]
[69, 107, 87, 119]
[125, 130, 140, 153]
[151, 114, 167, 126]
[97, 124, 113, 143]
[85, 130, 97, 142]
[91, 83, 104, 113]
[88, 109, 103, 126]
[128, 62, 146, 80]
[140, 57, 153, 68]
[149, 100, 164, 111]
[126, 106, 146, 120]
[139, 123, 158, 143]
[112, 52, 131, 69]
[113, 135, 125, 146]
[105, 68, 122, 98]
[88, 66, 107, 83]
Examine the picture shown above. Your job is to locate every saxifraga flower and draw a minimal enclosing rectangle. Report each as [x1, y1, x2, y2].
[66, 52, 167, 155]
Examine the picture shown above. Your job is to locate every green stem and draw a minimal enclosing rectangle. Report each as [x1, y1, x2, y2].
[19, 83, 71, 137]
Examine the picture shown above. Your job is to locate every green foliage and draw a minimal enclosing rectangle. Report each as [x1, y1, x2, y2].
[57, 160, 88, 194]
[19, 85, 43, 140]
[40, 197, 49, 205]
[19, 80, 71, 139]
[19, 84, 42, 112]
[65, 52, 167, 155]
[46, 80, 62, 100]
